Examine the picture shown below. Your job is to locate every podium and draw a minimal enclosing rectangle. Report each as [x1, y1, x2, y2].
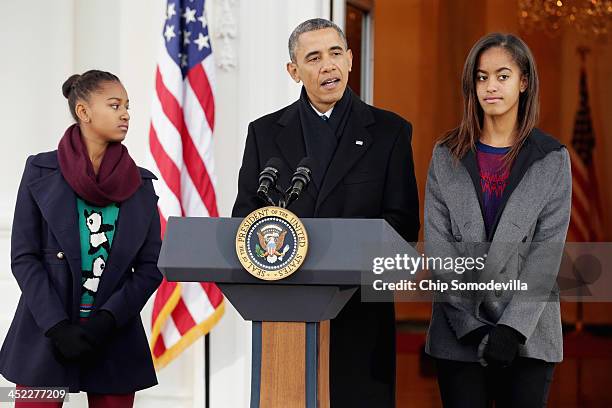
[158, 216, 411, 408]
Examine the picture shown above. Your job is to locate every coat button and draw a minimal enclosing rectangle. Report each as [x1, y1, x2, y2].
[56, 252, 65, 260]
[494, 289, 503, 297]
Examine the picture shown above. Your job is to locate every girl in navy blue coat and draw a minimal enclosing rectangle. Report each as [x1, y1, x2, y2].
[0, 70, 163, 408]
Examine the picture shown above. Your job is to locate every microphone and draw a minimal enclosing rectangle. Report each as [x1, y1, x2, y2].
[257, 157, 283, 205]
[286, 158, 314, 207]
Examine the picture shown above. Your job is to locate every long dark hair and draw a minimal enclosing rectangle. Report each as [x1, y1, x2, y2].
[440, 33, 539, 165]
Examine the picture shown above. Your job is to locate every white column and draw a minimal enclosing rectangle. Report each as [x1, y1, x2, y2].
[0, 0, 75, 391]
[0, 1, 98, 405]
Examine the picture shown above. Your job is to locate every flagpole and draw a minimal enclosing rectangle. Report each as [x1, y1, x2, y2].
[574, 45, 589, 335]
[574, 44, 590, 408]
[205, 333, 210, 408]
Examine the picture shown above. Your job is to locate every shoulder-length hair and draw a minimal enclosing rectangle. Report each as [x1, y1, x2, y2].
[440, 33, 539, 165]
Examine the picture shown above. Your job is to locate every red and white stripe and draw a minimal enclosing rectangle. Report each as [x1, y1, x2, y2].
[568, 147, 603, 242]
[149, 33, 224, 369]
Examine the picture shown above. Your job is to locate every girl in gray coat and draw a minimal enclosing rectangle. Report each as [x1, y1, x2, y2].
[424, 33, 571, 408]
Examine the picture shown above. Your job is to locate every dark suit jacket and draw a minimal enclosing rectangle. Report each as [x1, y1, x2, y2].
[0, 151, 163, 393]
[232, 93, 420, 407]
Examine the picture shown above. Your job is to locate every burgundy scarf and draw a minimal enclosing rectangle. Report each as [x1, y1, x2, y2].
[58, 124, 142, 206]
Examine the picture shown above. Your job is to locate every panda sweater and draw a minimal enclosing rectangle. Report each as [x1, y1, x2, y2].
[77, 198, 120, 319]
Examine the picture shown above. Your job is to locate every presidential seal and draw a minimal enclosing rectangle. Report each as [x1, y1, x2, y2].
[235, 206, 308, 281]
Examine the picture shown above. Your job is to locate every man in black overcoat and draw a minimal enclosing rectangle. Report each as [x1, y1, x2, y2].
[232, 18, 420, 407]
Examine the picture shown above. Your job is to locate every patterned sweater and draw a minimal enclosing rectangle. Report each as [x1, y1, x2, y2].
[476, 141, 511, 237]
[77, 198, 120, 319]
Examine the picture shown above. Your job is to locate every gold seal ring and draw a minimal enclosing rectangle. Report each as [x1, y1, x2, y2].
[235, 206, 308, 281]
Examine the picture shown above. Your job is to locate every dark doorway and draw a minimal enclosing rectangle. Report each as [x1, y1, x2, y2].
[344, 0, 373, 100]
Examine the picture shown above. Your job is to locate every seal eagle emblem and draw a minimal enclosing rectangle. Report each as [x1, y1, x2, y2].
[256, 225, 289, 263]
[235, 206, 308, 281]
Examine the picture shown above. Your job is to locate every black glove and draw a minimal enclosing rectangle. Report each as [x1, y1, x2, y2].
[45, 320, 95, 362]
[82, 310, 116, 347]
[483, 324, 524, 367]
[459, 325, 492, 345]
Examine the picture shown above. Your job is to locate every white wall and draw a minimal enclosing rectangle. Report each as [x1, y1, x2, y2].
[0, 0, 77, 398]
[0, 0, 328, 407]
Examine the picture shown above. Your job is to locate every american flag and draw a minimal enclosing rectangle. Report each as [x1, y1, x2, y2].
[149, 0, 224, 369]
[567, 64, 604, 242]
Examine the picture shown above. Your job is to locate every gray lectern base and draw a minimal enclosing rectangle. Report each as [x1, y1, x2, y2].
[218, 284, 357, 322]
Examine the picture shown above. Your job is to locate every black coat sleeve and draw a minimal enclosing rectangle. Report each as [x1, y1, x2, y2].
[11, 157, 69, 332]
[232, 122, 262, 217]
[382, 120, 420, 243]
